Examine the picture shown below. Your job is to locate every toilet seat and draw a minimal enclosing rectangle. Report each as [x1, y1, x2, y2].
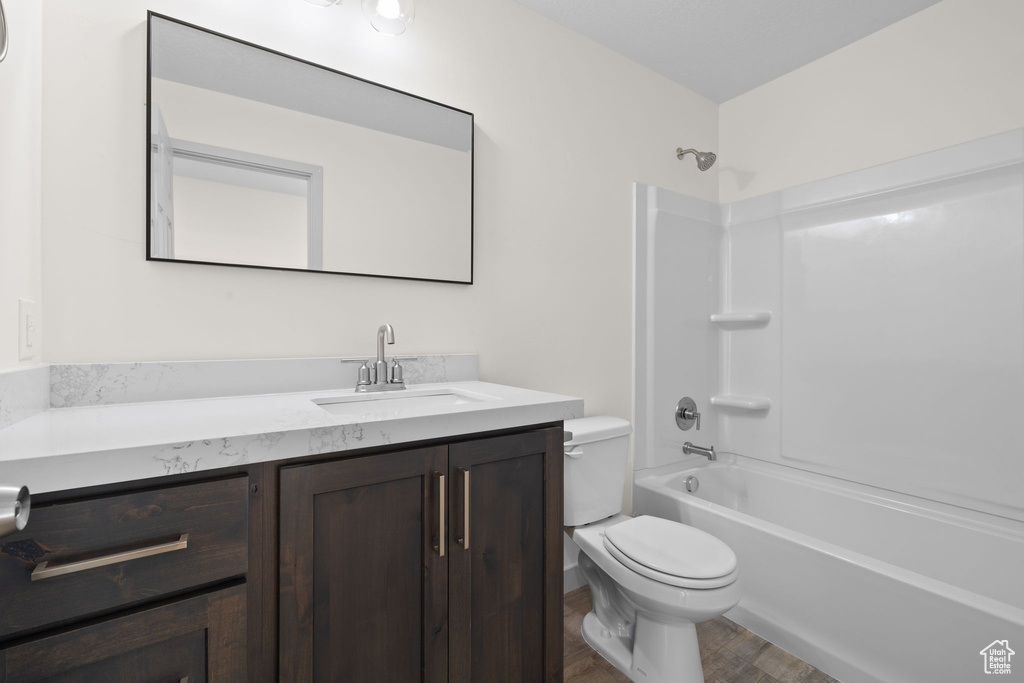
[602, 516, 738, 589]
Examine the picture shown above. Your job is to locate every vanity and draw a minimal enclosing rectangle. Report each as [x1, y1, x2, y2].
[0, 355, 581, 681]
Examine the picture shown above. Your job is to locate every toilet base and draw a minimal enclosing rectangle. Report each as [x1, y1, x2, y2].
[582, 612, 633, 676]
[582, 611, 705, 683]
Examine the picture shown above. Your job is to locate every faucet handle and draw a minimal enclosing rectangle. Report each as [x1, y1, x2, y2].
[342, 358, 373, 385]
[675, 397, 701, 431]
[357, 361, 372, 386]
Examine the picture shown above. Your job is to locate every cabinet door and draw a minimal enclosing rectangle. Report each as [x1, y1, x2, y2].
[0, 583, 246, 682]
[448, 428, 564, 683]
[278, 446, 448, 683]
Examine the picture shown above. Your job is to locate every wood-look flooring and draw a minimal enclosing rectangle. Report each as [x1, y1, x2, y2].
[563, 586, 837, 683]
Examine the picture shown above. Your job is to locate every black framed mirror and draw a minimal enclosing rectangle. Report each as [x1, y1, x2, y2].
[147, 13, 474, 284]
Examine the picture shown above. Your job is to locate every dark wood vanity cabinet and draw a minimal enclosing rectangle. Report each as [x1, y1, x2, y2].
[0, 423, 562, 682]
[278, 427, 564, 683]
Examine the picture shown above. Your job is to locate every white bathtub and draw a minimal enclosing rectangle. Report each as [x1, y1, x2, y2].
[633, 457, 1024, 683]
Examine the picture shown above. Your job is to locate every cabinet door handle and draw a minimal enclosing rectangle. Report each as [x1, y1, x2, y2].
[31, 534, 189, 581]
[433, 472, 445, 557]
[456, 467, 470, 550]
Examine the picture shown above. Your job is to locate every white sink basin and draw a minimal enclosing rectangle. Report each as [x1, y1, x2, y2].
[313, 388, 495, 417]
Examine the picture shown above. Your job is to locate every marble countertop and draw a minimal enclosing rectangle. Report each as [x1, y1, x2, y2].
[0, 381, 583, 495]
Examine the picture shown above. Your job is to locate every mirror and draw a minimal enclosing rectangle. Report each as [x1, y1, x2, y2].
[147, 13, 474, 283]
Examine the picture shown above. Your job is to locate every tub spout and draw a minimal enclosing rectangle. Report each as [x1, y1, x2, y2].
[683, 442, 716, 461]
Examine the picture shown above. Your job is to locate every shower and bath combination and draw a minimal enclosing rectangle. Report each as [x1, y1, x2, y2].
[676, 147, 717, 171]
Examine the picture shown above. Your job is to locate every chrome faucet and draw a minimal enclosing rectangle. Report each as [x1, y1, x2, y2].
[683, 442, 716, 461]
[350, 324, 408, 393]
[374, 323, 394, 384]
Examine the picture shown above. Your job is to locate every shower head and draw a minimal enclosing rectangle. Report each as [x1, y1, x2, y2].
[676, 148, 717, 171]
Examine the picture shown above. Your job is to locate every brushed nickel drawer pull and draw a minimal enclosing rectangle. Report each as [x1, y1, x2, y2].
[456, 467, 470, 550]
[433, 473, 445, 557]
[31, 533, 189, 581]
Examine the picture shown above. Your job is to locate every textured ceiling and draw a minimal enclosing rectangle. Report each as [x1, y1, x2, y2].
[513, 0, 943, 103]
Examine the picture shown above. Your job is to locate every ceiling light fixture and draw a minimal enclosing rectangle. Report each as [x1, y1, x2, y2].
[301, 0, 413, 36]
[361, 0, 414, 36]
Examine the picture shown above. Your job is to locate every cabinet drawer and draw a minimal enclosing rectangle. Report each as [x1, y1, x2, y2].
[0, 476, 249, 639]
[0, 583, 247, 682]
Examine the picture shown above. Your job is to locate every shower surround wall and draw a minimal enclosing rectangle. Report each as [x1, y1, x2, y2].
[635, 128, 1024, 523]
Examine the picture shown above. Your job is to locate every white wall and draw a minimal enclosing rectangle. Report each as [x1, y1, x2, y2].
[0, 0, 42, 371]
[719, 0, 1024, 203]
[39, 0, 718, 423]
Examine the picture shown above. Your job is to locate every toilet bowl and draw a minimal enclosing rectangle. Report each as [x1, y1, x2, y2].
[565, 417, 740, 683]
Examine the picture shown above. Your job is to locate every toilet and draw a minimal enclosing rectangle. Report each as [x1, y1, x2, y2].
[565, 416, 740, 683]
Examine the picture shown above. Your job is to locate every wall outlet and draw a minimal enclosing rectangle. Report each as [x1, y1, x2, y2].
[18, 299, 37, 361]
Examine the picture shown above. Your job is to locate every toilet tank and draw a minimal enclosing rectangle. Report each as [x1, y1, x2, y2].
[564, 416, 632, 527]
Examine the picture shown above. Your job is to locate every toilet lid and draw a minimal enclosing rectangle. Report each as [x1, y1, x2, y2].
[604, 516, 737, 583]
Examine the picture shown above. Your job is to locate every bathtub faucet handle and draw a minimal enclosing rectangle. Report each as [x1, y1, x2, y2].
[675, 397, 701, 431]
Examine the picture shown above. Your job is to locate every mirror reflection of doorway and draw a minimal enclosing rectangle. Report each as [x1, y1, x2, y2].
[150, 105, 324, 270]
[150, 106, 176, 260]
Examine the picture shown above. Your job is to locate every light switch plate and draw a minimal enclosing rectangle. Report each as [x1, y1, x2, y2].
[18, 299, 37, 361]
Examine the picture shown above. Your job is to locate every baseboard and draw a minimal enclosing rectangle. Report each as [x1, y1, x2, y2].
[564, 563, 585, 593]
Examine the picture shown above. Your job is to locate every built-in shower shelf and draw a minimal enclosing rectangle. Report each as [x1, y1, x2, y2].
[711, 395, 772, 411]
[710, 311, 772, 326]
